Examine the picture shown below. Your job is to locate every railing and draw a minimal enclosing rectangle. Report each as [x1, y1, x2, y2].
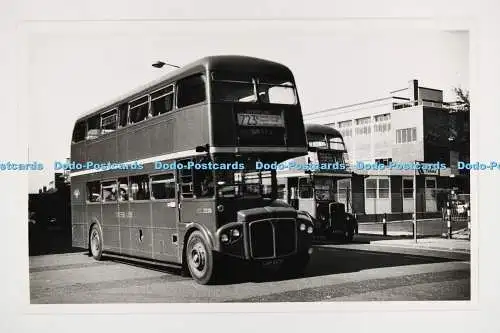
[333, 189, 471, 239]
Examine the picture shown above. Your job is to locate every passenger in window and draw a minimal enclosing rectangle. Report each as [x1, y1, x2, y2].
[200, 172, 214, 197]
[104, 188, 117, 201]
[119, 188, 129, 201]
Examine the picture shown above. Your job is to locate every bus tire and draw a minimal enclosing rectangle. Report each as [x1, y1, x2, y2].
[185, 231, 216, 285]
[89, 224, 103, 261]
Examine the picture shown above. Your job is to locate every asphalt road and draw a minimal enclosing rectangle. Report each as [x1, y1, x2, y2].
[29, 242, 470, 303]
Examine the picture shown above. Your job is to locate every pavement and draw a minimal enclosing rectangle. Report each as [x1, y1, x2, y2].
[369, 237, 470, 253]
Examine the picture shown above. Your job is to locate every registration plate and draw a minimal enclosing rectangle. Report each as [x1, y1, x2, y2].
[262, 258, 284, 267]
[237, 113, 284, 127]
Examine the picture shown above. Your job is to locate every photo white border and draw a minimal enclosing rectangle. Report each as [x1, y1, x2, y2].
[3, 0, 498, 331]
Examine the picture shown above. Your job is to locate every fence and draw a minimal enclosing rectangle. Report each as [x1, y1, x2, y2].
[334, 188, 470, 239]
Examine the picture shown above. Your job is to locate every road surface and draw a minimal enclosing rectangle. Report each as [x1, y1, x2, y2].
[29, 241, 470, 303]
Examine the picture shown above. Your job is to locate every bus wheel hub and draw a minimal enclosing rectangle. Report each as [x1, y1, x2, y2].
[191, 247, 205, 270]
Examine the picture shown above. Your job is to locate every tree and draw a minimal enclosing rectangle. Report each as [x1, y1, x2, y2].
[452, 87, 470, 112]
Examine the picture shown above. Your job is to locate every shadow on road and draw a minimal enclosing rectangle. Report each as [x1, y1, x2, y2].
[34, 236, 459, 286]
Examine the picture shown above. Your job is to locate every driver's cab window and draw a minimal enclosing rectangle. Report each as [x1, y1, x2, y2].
[193, 158, 214, 198]
[307, 133, 327, 150]
[298, 177, 313, 199]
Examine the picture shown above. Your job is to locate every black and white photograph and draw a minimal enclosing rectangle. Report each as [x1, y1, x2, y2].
[23, 21, 473, 304]
[7, 0, 500, 332]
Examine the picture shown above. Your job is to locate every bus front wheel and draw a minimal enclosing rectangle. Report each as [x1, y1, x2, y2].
[89, 224, 103, 261]
[185, 231, 216, 285]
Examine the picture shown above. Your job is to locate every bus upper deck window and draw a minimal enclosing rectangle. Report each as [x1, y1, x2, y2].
[151, 86, 174, 116]
[86, 115, 101, 140]
[177, 74, 206, 108]
[72, 121, 86, 143]
[101, 110, 117, 135]
[129, 96, 149, 124]
[328, 136, 345, 151]
[307, 133, 327, 149]
[257, 80, 296, 105]
[211, 71, 256, 103]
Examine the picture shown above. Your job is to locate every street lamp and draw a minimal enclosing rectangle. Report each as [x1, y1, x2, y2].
[152, 61, 180, 69]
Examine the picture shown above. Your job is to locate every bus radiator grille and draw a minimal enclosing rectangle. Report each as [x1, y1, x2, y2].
[249, 219, 296, 259]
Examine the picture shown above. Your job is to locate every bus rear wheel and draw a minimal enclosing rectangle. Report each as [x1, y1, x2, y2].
[89, 224, 103, 261]
[186, 231, 216, 285]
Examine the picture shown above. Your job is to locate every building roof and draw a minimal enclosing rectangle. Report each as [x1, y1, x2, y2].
[305, 123, 342, 137]
[76, 55, 293, 122]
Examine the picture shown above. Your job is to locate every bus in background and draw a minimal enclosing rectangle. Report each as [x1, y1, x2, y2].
[276, 123, 358, 241]
[70, 55, 314, 285]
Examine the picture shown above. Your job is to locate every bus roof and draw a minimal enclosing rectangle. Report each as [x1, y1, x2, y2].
[305, 123, 343, 138]
[75, 55, 294, 122]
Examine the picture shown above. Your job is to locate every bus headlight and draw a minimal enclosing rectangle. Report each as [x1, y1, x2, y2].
[346, 215, 350, 221]
[231, 229, 240, 238]
[299, 223, 306, 231]
[221, 234, 229, 243]
[217, 205, 224, 212]
[307, 226, 314, 234]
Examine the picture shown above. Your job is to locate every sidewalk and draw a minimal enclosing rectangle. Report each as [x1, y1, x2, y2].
[369, 237, 470, 253]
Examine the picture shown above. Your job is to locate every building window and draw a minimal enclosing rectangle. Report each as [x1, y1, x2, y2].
[365, 179, 377, 199]
[337, 179, 350, 199]
[355, 117, 371, 136]
[396, 127, 417, 143]
[365, 177, 390, 199]
[378, 178, 390, 198]
[374, 113, 391, 133]
[375, 158, 392, 166]
[402, 178, 414, 199]
[338, 120, 352, 137]
[298, 177, 313, 199]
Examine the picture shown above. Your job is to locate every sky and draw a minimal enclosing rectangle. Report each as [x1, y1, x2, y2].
[26, 23, 469, 192]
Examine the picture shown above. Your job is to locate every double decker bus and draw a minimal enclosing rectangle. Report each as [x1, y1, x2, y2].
[69, 55, 314, 284]
[276, 124, 358, 241]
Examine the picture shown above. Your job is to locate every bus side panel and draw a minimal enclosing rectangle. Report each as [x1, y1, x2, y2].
[86, 203, 102, 247]
[149, 116, 175, 158]
[172, 105, 209, 152]
[86, 133, 117, 164]
[127, 123, 153, 163]
[71, 141, 86, 164]
[178, 199, 217, 243]
[101, 203, 120, 252]
[151, 200, 180, 263]
[118, 202, 130, 256]
[129, 201, 153, 259]
[71, 180, 87, 249]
